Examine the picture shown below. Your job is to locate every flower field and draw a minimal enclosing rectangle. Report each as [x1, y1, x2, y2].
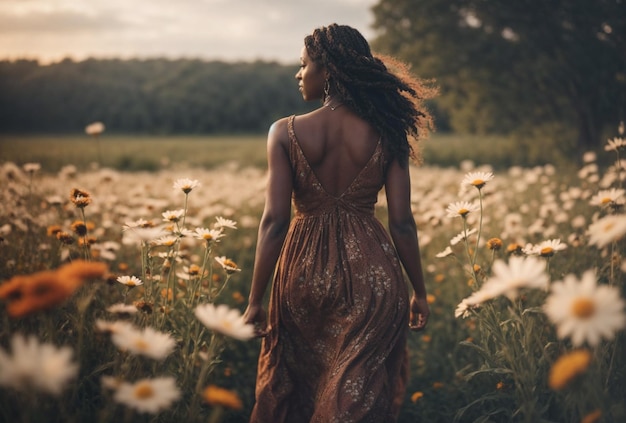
[1, 134, 625, 423]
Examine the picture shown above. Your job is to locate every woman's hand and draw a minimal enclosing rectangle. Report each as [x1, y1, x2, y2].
[409, 294, 430, 331]
[243, 303, 269, 338]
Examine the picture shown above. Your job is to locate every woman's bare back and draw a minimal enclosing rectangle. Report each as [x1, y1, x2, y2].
[292, 107, 381, 198]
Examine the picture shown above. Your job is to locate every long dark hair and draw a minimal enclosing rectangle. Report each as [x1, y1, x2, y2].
[304, 24, 436, 165]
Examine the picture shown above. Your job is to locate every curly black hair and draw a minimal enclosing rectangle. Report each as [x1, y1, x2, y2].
[304, 23, 436, 166]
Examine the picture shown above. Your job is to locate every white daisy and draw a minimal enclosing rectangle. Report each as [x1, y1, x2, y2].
[173, 178, 200, 194]
[23, 163, 41, 173]
[461, 171, 494, 190]
[161, 209, 185, 223]
[117, 275, 143, 287]
[450, 228, 478, 246]
[605, 137, 626, 152]
[589, 188, 625, 207]
[587, 214, 626, 248]
[454, 298, 477, 318]
[435, 246, 454, 258]
[95, 319, 134, 335]
[0, 333, 78, 396]
[152, 235, 179, 247]
[477, 256, 549, 302]
[215, 256, 241, 274]
[544, 270, 626, 347]
[525, 239, 567, 257]
[194, 227, 225, 244]
[106, 303, 139, 315]
[112, 377, 180, 414]
[214, 216, 237, 230]
[85, 121, 105, 136]
[194, 303, 255, 340]
[111, 324, 177, 360]
[446, 201, 480, 218]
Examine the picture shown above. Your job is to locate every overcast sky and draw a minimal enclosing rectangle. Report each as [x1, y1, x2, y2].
[0, 0, 379, 64]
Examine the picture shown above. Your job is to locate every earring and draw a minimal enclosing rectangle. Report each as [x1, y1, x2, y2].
[323, 78, 330, 101]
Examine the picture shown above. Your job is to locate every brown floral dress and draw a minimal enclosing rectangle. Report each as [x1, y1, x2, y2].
[250, 115, 409, 423]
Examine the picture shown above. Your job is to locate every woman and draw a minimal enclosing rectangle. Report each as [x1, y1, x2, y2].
[243, 24, 434, 422]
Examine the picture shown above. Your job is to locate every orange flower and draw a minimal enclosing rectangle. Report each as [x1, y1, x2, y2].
[410, 391, 424, 402]
[56, 232, 75, 245]
[580, 409, 602, 423]
[46, 225, 63, 237]
[548, 349, 592, 390]
[0, 260, 107, 318]
[58, 260, 108, 280]
[71, 220, 88, 236]
[486, 238, 503, 250]
[202, 385, 243, 410]
[506, 243, 523, 255]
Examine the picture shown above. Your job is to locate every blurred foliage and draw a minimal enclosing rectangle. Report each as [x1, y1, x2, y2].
[371, 0, 626, 155]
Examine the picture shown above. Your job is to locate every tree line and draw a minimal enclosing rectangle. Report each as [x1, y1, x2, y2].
[0, 58, 314, 134]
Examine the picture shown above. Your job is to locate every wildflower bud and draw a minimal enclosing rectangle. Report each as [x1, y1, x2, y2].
[506, 243, 523, 255]
[46, 225, 62, 237]
[56, 232, 75, 245]
[486, 238, 503, 250]
[71, 221, 88, 236]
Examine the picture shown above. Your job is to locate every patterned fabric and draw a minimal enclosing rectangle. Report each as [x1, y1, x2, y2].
[250, 115, 409, 423]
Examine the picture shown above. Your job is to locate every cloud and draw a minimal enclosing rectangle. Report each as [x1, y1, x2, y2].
[0, 0, 378, 63]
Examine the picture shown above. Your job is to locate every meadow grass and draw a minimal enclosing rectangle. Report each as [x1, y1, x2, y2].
[0, 133, 624, 423]
[0, 132, 574, 173]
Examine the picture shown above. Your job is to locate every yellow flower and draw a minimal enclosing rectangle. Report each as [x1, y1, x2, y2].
[202, 385, 243, 410]
[548, 349, 592, 390]
[426, 294, 436, 304]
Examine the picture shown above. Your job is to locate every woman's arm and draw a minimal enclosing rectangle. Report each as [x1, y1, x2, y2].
[385, 159, 430, 331]
[243, 118, 293, 335]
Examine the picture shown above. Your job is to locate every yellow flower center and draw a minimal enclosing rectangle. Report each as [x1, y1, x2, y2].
[540, 247, 554, 256]
[459, 208, 469, 216]
[134, 339, 149, 351]
[472, 179, 484, 186]
[203, 234, 213, 240]
[134, 382, 155, 399]
[225, 259, 237, 268]
[571, 297, 595, 318]
[600, 197, 611, 204]
[603, 221, 615, 232]
[221, 320, 233, 330]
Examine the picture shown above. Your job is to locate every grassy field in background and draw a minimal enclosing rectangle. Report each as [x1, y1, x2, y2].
[0, 132, 569, 173]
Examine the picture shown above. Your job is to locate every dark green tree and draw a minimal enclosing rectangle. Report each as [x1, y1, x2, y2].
[371, 0, 626, 156]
